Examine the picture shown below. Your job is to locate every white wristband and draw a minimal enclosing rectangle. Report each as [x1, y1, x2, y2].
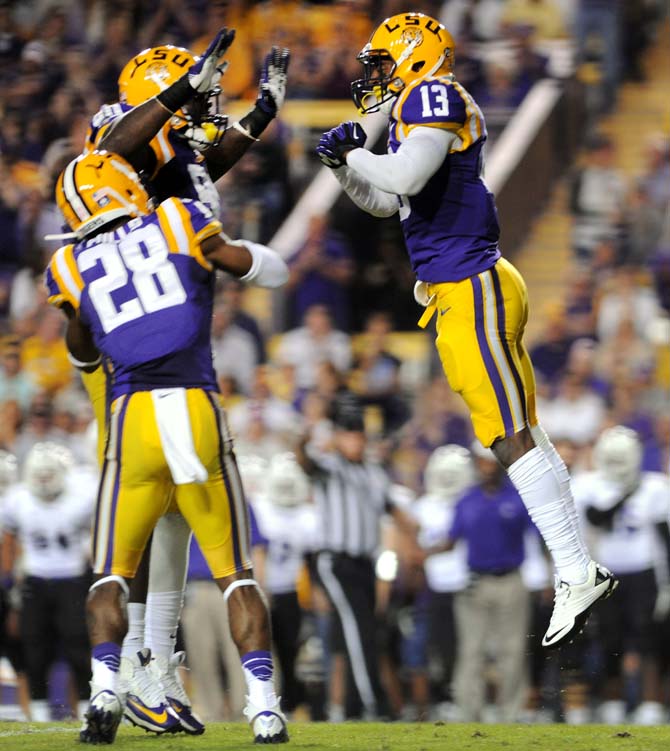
[238, 240, 289, 288]
[67, 350, 102, 370]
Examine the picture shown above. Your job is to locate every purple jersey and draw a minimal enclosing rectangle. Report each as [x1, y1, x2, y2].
[389, 76, 501, 283]
[85, 103, 221, 216]
[45, 198, 221, 400]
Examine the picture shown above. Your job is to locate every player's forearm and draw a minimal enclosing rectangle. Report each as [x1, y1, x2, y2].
[332, 165, 399, 218]
[346, 127, 455, 196]
[205, 127, 257, 182]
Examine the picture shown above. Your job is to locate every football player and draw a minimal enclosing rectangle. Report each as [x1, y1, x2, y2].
[411, 444, 474, 717]
[316, 11, 617, 650]
[254, 454, 318, 715]
[573, 426, 670, 723]
[66, 32, 289, 735]
[45, 137, 290, 751]
[1, 443, 93, 723]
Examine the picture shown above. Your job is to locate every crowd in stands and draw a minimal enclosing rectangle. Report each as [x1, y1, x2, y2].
[0, 0, 668, 726]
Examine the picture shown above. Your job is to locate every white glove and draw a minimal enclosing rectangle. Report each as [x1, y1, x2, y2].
[234, 240, 289, 288]
[413, 280, 435, 307]
[188, 28, 235, 93]
[256, 47, 290, 116]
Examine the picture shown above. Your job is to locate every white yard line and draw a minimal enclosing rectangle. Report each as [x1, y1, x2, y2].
[0, 725, 76, 738]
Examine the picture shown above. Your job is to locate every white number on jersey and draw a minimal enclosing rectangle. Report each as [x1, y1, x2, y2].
[78, 223, 187, 333]
[420, 84, 450, 118]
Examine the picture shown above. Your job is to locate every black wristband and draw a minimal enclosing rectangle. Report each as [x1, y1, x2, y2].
[156, 74, 193, 115]
[239, 103, 274, 139]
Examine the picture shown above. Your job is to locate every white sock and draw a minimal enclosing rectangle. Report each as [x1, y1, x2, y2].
[121, 602, 146, 660]
[508, 446, 590, 585]
[242, 668, 278, 710]
[91, 659, 119, 693]
[530, 424, 592, 561]
[30, 699, 50, 722]
[77, 699, 89, 720]
[145, 590, 183, 659]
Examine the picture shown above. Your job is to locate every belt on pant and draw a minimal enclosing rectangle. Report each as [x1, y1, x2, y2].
[471, 567, 519, 577]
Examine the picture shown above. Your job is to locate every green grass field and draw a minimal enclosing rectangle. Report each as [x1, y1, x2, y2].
[1, 722, 670, 750]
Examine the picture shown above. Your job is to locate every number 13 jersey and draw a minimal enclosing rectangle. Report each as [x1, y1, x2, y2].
[389, 75, 501, 283]
[45, 197, 221, 400]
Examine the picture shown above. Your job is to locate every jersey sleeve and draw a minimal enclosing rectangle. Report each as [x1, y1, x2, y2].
[399, 79, 466, 132]
[1, 494, 18, 534]
[83, 102, 130, 153]
[154, 197, 223, 271]
[45, 244, 84, 309]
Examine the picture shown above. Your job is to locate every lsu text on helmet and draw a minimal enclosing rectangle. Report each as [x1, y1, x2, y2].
[593, 425, 643, 492]
[24, 442, 74, 500]
[424, 444, 474, 503]
[351, 12, 455, 114]
[265, 453, 310, 508]
[56, 150, 153, 240]
[118, 45, 227, 149]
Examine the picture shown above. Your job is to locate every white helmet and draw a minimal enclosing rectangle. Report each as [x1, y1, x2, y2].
[236, 454, 268, 498]
[0, 450, 18, 494]
[424, 444, 474, 502]
[265, 453, 310, 508]
[593, 426, 643, 491]
[24, 442, 74, 500]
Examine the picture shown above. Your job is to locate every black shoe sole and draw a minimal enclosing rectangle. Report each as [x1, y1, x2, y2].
[79, 709, 121, 745]
[254, 728, 289, 744]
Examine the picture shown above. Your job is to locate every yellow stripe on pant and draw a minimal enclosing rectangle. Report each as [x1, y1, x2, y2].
[426, 257, 538, 448]
[91, 388, 251, 579]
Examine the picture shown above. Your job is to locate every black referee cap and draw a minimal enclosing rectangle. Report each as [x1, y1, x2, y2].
[331, 392, 365, 432]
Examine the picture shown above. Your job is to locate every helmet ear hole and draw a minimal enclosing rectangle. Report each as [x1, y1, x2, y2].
[412, 61, 425, 73]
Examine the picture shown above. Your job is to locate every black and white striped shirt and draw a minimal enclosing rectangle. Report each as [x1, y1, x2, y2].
[307, 449, 393, 558]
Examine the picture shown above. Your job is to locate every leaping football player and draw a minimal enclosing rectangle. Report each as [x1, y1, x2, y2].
[316, 12, 618, 650]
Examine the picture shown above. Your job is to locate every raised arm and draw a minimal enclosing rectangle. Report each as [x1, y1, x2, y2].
[205, 47, 290, 182]
[99, 28, 235, 163]
[200, 234, 288, 288]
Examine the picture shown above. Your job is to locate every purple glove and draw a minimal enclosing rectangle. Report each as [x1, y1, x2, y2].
[316, 121, 367, 168]
[256, 46, 291, 116]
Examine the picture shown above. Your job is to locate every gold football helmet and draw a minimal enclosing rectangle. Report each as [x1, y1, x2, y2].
[118, 45, 227, 148]
[55, 151, 153, 239]
[351, 12, 455, 114]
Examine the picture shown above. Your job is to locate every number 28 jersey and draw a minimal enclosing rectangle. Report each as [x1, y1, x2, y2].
[389, 75, 501, 283]
[45, 198, 221, 400]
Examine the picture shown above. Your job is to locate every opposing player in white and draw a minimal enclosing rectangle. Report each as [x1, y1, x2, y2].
[574, 426, 670, 724]
[254, 455, 318, 715]
[411, 445, 474, 718]
[1, 444, 95, 722]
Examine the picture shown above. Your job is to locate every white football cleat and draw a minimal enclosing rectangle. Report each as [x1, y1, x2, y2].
[152, 651, 205, 735]
[542, 561, 618, 649]
[119, 648, 180, 734]
[79, 685, 124, 744]
[244, 698, 289, 744]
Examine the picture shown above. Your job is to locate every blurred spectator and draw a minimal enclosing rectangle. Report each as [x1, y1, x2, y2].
[574, 0, 621, 112]
[501, 0, 567, 40]
[439, 0, 505, 42]
[277, 304, 351, 391]
[0, 335, 36, 411]
[569, 134, 627, 264]
[639, 134, 670, 211]
[19, 306, 71, 394]
[428, 444, 532, 722]
[622, 182, 665, 266]
[228, 365, 300, 443]
[211, 302, 259, 396]
[12, 393, 69, 465]
[529, 303, 574, 384]
[220, 278, 267, 364]
[138, 0, 202, 49]
[286, 213, 354, 331]
[596, 266, 662, 343]
[350, 311, 409, 435]
[537, 368, 606, 446]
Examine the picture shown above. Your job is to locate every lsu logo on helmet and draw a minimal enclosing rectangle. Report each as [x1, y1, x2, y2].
[351, 12, 455, 114]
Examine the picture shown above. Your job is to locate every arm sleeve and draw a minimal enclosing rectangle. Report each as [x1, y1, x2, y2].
[331, 165, 400, 218]
[346, 126, 457, 197]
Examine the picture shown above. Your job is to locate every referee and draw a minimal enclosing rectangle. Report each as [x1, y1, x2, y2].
[296, 393, 417, 720]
